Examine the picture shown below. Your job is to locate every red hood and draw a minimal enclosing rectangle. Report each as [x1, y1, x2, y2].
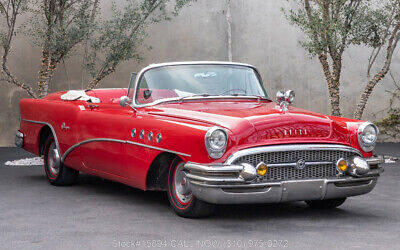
[145, 100, 350, 145]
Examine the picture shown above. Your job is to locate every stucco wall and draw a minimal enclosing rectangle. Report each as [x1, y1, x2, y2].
[0, 0, 399, 146]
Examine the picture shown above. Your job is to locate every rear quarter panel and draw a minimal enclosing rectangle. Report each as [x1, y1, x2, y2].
[19, 98, 82, 165]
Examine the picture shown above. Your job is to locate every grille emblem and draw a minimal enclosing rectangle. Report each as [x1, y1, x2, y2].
[284, 129, 307, 136]
[296, 159, 306, 170]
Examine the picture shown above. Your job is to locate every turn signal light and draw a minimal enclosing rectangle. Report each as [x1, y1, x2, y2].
[336, 158, 348, 172]
[256, 162, 268, 176]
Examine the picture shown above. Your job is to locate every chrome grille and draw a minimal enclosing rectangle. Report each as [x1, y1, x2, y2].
[232, 149, 360, 181]
[267, 164, 338, 181]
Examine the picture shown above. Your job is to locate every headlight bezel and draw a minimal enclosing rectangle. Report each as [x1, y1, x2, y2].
[205, 127, 228, 159]
[357, 122, 379, 152]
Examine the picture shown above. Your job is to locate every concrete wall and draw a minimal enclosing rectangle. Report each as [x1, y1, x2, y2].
[0, 0, 399, 146]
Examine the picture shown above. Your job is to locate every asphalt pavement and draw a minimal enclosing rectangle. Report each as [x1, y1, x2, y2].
[0, 144, 399, 250]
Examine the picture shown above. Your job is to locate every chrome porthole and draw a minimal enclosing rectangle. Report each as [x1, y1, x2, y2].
[131, 128, 136, 138]
[148, 131, 153, 141]
[139, 130, 145, 139]
[156, 133, 162, 143]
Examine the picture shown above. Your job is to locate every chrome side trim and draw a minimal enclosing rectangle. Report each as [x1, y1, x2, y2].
[225, 144, 362, 165]
[22, 119, 61, 153]
[61, 138, 191, 162]
[23, 119, 191, 163]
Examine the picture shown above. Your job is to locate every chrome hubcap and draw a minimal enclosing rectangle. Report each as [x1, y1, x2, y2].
[174, 162, 192, 203]
[48, 142, 59, 175]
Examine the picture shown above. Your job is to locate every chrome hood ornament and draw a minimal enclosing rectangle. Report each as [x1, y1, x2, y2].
[276, 90, 295, 111]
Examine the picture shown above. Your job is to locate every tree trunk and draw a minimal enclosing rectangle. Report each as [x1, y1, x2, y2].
[37, 50, 59, 98]
[318, 53, 341, 117]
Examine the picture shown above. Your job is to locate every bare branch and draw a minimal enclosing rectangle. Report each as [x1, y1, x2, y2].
[354, 20, 400, 119]
[87, 0, 165, 89]
[0, 0, 37, 98]
[389, 71, 400, 90]
[366, 7, 397, 78]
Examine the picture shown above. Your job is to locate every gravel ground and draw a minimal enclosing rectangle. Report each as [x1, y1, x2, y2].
[0, 144, 399, 250]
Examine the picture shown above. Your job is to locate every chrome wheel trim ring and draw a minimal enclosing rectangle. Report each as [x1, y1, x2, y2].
[48, 142, 59, 176]
[173, 162, 192, 204]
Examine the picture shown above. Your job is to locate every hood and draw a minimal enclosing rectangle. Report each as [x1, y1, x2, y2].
[146, 100, 350, 144]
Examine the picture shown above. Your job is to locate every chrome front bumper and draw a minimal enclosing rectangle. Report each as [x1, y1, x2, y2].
[15, 131, 24, 148]
[184, 157, 384, 204]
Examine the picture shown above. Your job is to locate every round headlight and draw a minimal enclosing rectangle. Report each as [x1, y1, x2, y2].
[357, 122, 379, 152]
[205, 127, 228, 159]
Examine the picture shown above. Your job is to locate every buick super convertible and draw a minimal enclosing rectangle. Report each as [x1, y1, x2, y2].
[16, 61, 385, 217]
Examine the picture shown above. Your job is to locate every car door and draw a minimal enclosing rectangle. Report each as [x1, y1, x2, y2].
[75, 102, 135, 177]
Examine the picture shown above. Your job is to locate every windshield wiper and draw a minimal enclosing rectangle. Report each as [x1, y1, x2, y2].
[228, 93, 269, 100]
[154, 94, 217, 105]
[157, 93, 269, 105]
[178, 93, 213, 101]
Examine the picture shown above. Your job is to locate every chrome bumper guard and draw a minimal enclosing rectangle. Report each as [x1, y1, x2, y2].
[184, 158, 384, 204]
[15, 131, 24, 148]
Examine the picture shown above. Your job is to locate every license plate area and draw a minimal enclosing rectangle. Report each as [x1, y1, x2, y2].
[281, 180, 324, 201]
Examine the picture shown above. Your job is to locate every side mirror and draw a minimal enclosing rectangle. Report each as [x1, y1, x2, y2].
[119, 96, 131, 107]
[143, 89, 152, 99]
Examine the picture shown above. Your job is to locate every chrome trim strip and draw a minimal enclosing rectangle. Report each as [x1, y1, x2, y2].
[185, 162, 243, 173]
[366, 155, 385, 165]
[184, 161, 334, 174]
[22, 119, 61, 153]
[185, 173, 245, 183]
[268, 161, 334, 167]
[133, 96, 269, 108]
[61, 138, 191, 162]
[188, 176, 377, 189]
[23, 119, 191, 163]
[225, 144, 362, 165]
[189, 180, 282, 188]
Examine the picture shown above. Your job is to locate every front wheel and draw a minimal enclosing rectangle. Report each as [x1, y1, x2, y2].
[167, 158, 215, 218]
[305, 198, 347, 209]
[44, 135, 79, 186]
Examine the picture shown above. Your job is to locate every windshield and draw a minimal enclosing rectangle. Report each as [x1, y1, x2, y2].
[129, 64, 268, 105]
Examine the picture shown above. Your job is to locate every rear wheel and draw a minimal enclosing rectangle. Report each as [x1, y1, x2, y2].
[305, 198, 347, 209]
[44, 135, 79, 186]
[167, 157, 215, 218]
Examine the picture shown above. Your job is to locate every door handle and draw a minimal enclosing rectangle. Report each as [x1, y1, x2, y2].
[88, 104, 99, 110]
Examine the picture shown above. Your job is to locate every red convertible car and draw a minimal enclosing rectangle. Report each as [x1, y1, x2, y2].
[16, 61, 384, 217]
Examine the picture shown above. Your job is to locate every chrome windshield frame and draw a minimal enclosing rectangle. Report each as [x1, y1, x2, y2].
[128, 61, 269, 108]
